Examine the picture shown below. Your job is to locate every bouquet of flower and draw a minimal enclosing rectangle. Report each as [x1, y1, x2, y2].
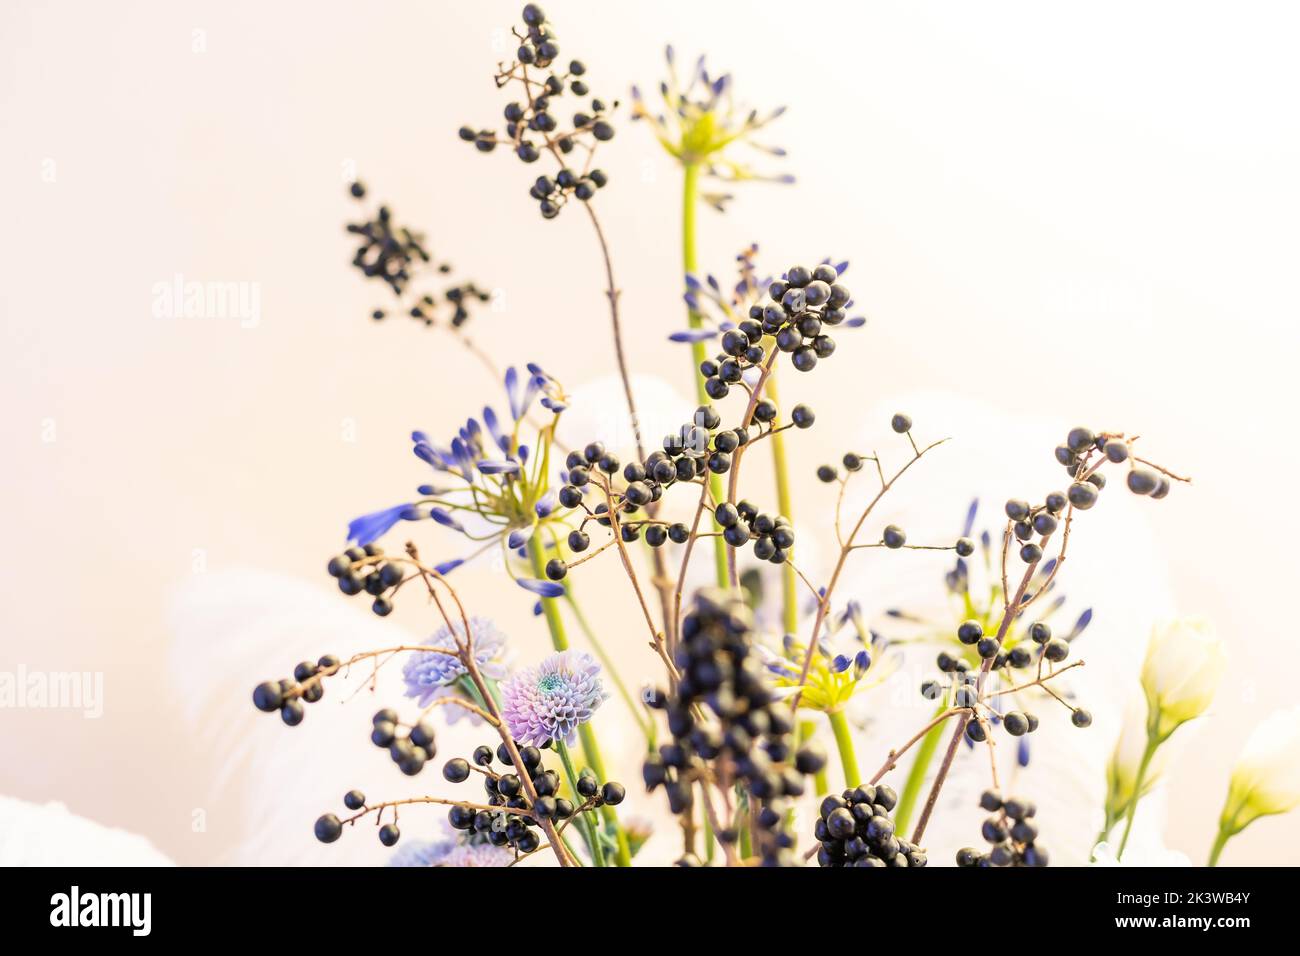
[248, 5, 1299, 868]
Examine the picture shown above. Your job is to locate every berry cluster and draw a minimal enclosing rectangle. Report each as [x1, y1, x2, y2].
[313, 790, 402, 847]
[546, 405, 801, 577]
[459, 5, 616, 219]
[642, 590, 826, 866]
[956, 790, 1049, 867]
[369, 708, 438, 777]
[250, 654, 341, 727]
[814, 784, 928, 867]
[346, 182, 491, 328]
[714, 499, 795, 565]
[345, 187, 429, 296]
[924, 615, 1092, 739]
[325, 545, 406, 617]
[528, 168, 610, 220]
[744, 263, 851, 375]
[399, 283, 492, 329]
[998, 428, 1177, 573]
[442, 741, 624, 855]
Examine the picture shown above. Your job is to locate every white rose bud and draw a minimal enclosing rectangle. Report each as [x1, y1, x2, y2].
[1139, 617, 1226, 740]
[1224, 706, 1300, 826]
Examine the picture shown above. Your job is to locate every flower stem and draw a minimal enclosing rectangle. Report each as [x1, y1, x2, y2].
[1207, 827, 1230, 867]
[893, 706, 948, 835]
[563, 592, 655, 744]
[1116, 736, 1158, 860]
[828, 708, 861, 789]
[764, 372, 799, 634]
[556, 739, 605, 867]
[682, 161, 729, 589]
[526, 538, 632, 866]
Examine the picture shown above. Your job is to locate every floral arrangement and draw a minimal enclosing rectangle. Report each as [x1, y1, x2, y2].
[248, 5, 1299, 868]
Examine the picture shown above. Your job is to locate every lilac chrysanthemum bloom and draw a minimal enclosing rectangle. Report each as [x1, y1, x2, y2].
[402, 617, 510, 723]
[500, 650, 608, 747]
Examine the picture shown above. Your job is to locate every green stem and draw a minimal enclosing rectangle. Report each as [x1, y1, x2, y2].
[735, 790, 752, 859]
[893, 706, 947, 836]
[1116, 736, 1158, 860]
[701, 806, 716, 865]
[682, 161, 729, 590]
[828, 709, 861, 789]
[526, 539, 632, 866]
[1208, 803, 1244, 867]
[798, 719, 829, 796]
[564, 593, 654, 744]
[1207, 827, 1230, 867]
[764, 373, 799, 634]
[556, 739, 604, 867]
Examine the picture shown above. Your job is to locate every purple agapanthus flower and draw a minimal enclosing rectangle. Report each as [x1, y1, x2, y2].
[402, 617, 510, 723]
[344, 363, 574, 584]
[500, 650, 608, 747]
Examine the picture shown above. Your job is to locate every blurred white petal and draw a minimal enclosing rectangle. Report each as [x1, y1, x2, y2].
[0, 795, 173, 866]
[557, 373, 695, 464]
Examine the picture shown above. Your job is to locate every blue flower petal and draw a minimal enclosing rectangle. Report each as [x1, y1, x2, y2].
[1068, 608, 1093, 641]
[429, 508, 465, 532]
[346, 503, 412, 545]
[433, 558, 464, 575]
[669, 328, 717, 343]
[477, 459, 522, 475]
[853, 650, 871, 679]
[505, 367, 522, 421]
[507, 526, 534, 549]
[517, 577, 565, 598]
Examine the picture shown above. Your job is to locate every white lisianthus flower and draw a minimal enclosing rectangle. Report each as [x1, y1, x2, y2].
[1140, 617, 1226, 740]
[1221, 706, 1300, 829]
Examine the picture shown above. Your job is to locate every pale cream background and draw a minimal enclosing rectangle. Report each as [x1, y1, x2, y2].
[1, 0, 1297, 865]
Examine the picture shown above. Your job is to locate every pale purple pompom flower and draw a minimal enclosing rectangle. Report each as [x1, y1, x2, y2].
[402, 617, 510, 723]
[388, 837, 512, 867]
[500, 650, 608, 747]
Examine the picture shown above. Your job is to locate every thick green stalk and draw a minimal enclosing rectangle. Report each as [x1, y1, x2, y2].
[893, 706, 948, 835]
[526, 539, 632, 866]
[682, 161, 729, 589]
[764, 372, 799, 633]
[1117, 736, 1158, 860]
[828, 709, 861, 789]
[557, 740, 605, 867]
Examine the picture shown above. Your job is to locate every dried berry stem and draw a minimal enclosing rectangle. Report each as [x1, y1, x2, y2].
[789, 438, 948, 711]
